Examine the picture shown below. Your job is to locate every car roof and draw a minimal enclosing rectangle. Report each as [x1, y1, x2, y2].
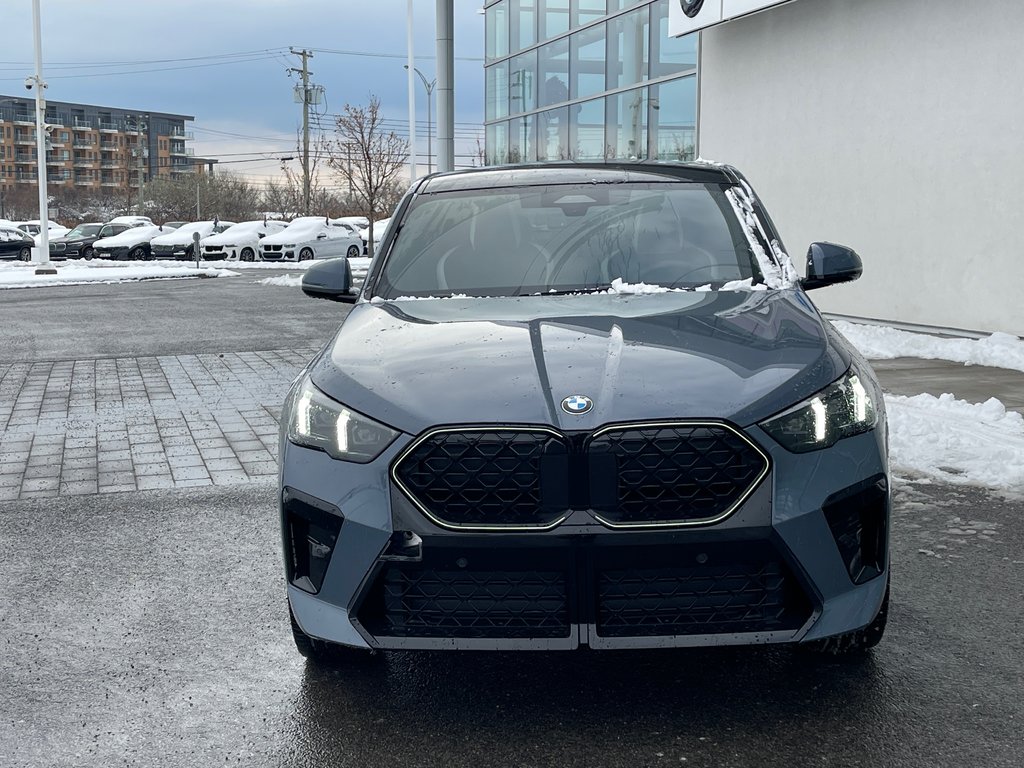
[417, 161, 740, 194]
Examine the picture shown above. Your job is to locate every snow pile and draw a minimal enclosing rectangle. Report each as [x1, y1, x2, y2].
[834, 321, 1024, 373]
[257, 275, 303, 287]
[0, 264, 237, 289]
[886, 392, 1024, 490]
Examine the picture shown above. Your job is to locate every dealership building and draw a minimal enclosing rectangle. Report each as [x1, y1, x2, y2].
[483, 0, 1022, 335]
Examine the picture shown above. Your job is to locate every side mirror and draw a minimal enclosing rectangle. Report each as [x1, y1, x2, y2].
[316, 232, 328, 240]
[257, 232, 265, 239]
[801, 242, 863, 291]
[301, 258, 357, 303]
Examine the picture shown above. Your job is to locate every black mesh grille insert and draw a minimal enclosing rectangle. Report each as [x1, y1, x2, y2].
[362, 564, 570, 639]
[595, 543, 811, 637]
[590, 425, 768, 525]
[394, 429, 569, 528]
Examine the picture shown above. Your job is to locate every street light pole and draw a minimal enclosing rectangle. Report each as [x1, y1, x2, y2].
[29, 0, 55, 274]
[405, 66, 436, 175]
[406, 0, 417, 181]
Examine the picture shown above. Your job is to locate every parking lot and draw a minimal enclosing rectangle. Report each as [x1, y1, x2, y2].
[1, 274, 1022, 767]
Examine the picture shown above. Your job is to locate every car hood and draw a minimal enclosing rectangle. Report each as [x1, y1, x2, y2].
[94, 226, 163, 248]
[309, 289, 850, 436]
[151, 228, 212, 246]
[262, 227, 320, 245]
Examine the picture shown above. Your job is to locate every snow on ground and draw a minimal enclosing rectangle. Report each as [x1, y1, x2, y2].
[834, 320, 1024, 373]
[886, 392, 1024, 491]
[0, 262, 237, 290]
[834, 320, 1024, 490]
[256, 275, 303, 287]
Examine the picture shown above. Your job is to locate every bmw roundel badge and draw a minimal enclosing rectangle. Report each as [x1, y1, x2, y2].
[680, 0, 705, 18]
[561, 395, 594, 415]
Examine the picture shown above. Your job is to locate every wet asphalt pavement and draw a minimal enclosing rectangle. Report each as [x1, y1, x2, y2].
[1, 276, 1023, 766]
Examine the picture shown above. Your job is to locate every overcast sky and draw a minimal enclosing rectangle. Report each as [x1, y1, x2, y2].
[1, 0, 486, 182]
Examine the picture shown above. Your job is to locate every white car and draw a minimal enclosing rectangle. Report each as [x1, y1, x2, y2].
[93, 225, 166, 260]
[358, 217, 391, 254]
[201, 220, 289, 261]
[16, 219, 72, 244]
[258, 217, 363, 262]
[150, 220, 236, 260]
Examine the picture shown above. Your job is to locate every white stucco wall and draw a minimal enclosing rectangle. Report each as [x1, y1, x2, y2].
[698, 0, 1024, 334]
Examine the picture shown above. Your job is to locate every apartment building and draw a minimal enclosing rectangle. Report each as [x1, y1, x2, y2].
[0, 96, 205, 203]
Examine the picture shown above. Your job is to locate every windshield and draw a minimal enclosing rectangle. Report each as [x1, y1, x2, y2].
[68, 224, 102, 238]
[374, 183, 762, 299]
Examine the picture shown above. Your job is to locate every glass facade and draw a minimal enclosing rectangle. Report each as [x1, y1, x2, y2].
[484, 0, 697, 165]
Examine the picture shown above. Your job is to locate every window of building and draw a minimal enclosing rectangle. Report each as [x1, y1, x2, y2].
[569, 97, 605, 159]
[607, 6, 649, 91]
[508, 50, 538, 114]
[486, 1, 509, 62]
[510, 0, 536, 52]
[538, 37, 570, 108]
[537, 106, 569, 160]
[486, 122, 510, 165]
[573, 0, 605, 26]
[486, 60, 510, 121]
[606, 87, 647, 159]
[539, 0, 570, 41]
[509, 115, 535, 162]
[571, 21, 605, 100]
[650, 76, 696, 161]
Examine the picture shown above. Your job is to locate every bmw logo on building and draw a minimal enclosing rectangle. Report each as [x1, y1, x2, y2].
[561, 395, 594, 415]
[680, 0, 705, 18]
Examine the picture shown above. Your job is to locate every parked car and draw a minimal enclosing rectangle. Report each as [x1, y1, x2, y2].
[92, 224, 166, 260]
[358, 217, 390, 254]
[201, 219, 289, 261]
[15, 219, 72, 245]
[281, 162, 890, 662]
[0, 224, 35, 261]
[149, 220, 236, 260]
[49, 217, 153, 260]
[258, 217, 362, 262]
[161, 221, 187, 230]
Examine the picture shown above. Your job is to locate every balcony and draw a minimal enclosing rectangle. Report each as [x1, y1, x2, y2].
[73, 141, 93, 149]
[169, 129, 194, 140]
[98, 121, 119, 132]
[15, 173, 38, 182]
[14, 135, 36, 145]
[74, 158, 95, 167]
[75, 179, 93, 186]
[45, 115, 65, 126]
[46, 157, 71, 166]
[100, 141, 118, 150]
[169, 146, 195, 157]
[14, 153, 35, 163]
[101, 180, 118, 187]
[13, 117, 34, 126]
[72, 118, 94, 129]
[100, 161, 120, 169]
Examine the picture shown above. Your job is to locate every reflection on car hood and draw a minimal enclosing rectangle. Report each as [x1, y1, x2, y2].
[310, 290, 850, 435]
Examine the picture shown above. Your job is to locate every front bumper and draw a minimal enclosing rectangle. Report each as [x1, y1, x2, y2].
[94, 246, 130, 259]
[282, 424, 889, 651]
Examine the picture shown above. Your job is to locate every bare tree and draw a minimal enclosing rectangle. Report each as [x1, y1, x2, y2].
[327, 96, 409, 256]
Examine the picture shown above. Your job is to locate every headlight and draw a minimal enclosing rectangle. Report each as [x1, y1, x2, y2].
[760, 369, 877, 453]
[286, 375, 398, 463]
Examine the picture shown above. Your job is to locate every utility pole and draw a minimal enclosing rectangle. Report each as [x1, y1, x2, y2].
[29, 0, 54, 274]
[288, 48, 314, 215]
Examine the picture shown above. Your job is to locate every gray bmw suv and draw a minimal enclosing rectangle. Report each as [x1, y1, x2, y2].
[280, 162, 889, 660]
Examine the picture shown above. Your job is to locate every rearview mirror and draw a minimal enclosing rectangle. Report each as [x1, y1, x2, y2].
[302, 258, 357, 303]
[801, 242, 863, 291]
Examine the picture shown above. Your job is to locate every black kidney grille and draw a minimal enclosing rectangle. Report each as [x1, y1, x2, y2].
[597, 559, 808, 637]
[395, 430, 568, 528]
[368, 565, 570, 639]
[590, 425, 767, 525]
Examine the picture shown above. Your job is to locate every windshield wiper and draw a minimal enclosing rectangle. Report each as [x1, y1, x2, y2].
[524, 285, 614, 297]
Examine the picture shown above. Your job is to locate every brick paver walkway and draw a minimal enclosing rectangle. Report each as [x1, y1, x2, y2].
[0, 348, 318, 500]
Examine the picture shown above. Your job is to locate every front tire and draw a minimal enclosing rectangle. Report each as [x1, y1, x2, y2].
[129, 246, 147, 261]
[82, 246, 94, 260]
[346, 244, 360, 259]
[298, 247, 314, 262]
[803, 577, 889, 655]
[240, 247, 255, 262]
